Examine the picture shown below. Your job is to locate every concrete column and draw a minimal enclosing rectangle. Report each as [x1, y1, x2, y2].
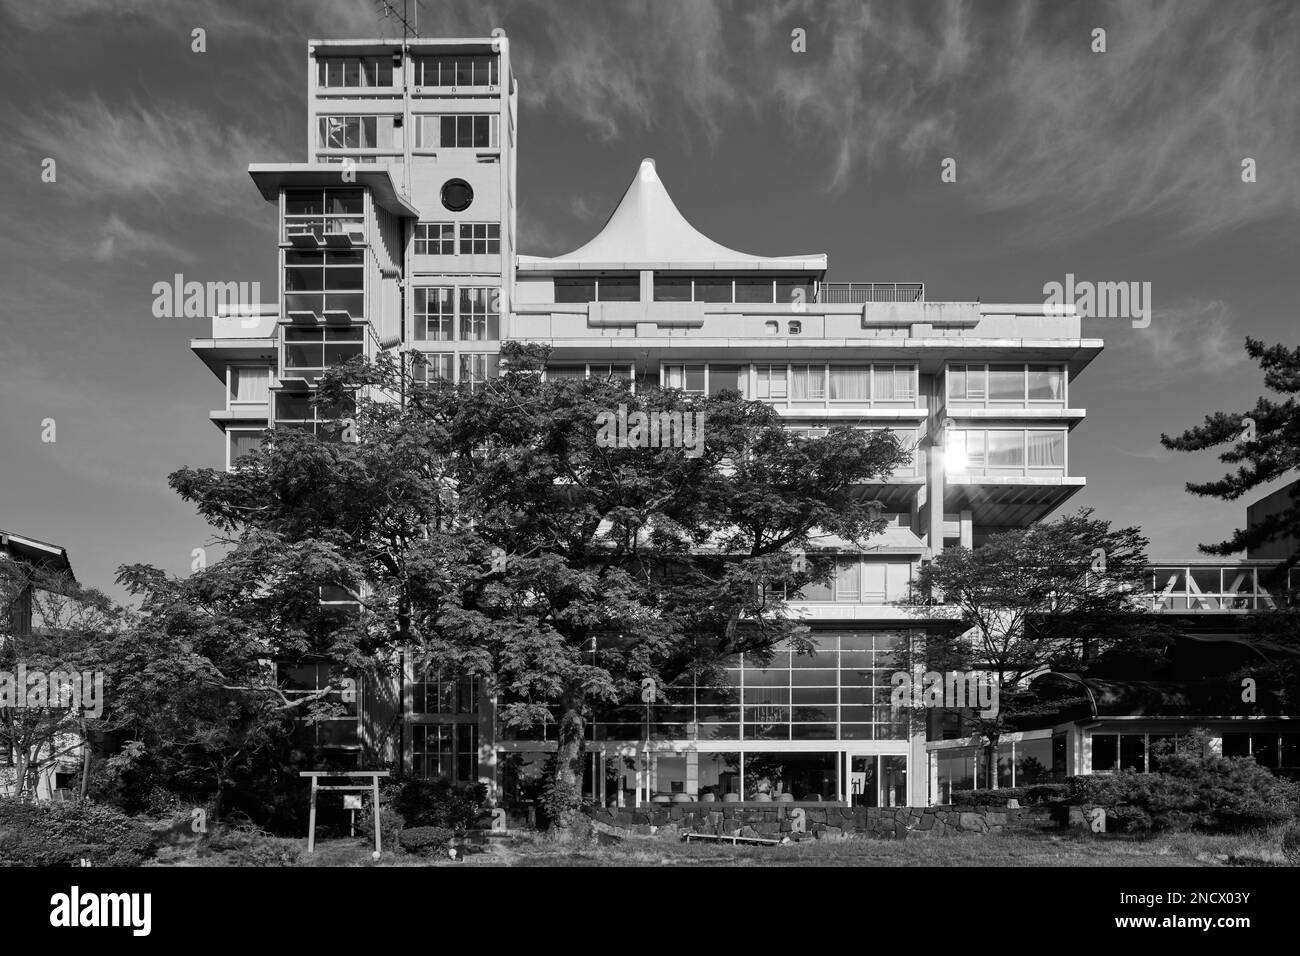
[960, 509, 973, 549]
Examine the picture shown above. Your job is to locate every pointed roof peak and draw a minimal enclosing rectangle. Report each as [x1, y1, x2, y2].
[519, 160, 827, 272]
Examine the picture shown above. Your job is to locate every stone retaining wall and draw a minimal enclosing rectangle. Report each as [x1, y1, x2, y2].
[591, 804, 1056, 840]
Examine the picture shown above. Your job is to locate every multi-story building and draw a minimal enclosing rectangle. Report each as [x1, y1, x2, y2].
[190, 33, 1293, 809]
[1, 529, 85, 800]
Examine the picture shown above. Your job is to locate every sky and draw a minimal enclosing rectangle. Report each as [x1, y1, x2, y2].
[0, 0, 1297, 601]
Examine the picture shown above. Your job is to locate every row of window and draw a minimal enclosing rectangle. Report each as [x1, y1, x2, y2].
[410, 352, 499, 387]
[413, 287, 500, 340]
[315, 114, 500, 152]
[315, 54, 501, 90]
[414, 222, 500, 255]
[946, 429, 1066, 475]
[948, 364, 1066, 404]
[553, 275, 817, 305]
[284, 250, 365, 318]
[413, 114, 499, 149]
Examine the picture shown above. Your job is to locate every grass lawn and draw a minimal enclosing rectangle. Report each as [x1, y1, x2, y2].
[198, 826, 1295, 867]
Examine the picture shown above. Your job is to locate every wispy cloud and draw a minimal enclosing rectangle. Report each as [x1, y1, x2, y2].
[4, 94, 276, 213]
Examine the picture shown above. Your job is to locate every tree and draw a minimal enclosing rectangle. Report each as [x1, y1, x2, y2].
[909, 508, 1163, 786]
[1161, 337, 1300, 569]
[0, 555, 118, 801]
[158, 342, 910, 836]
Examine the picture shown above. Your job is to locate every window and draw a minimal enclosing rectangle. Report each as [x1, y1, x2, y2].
[775, 277, 816, 306]
[414, 114, 499, 148]
[695, 277, 733, 302]
[441, 179, 474, 212]
[414, 222, 456, 255]
[791, 365, 826, 400]
[653, 276, 693, 302]
[411, 352, 454, 383]
[274, 389, 356, 439]
[283, 326, 364, 382]
[414, 54, 499, 88]
[988, 365, 1023, 402]
[735, 278, 774, 303]
[555, 278, 596, 303]
[829, 366, 870, 402]
[755, 364, 787, 400]
[284, 188, 364, 243]
[596, 275, 639, 302]
[949, 364, 1064, 405]
[871, 365, 915, 402]
[414, 287, 454, 341]
[664, 365, 705, 394]
[317, 56, 394, 88]
[1028, 365, 1064, 401]
[412, 671, 479, 715]
[947, 365, 987, 401]
[1026, 430, 1065, 469]
[458, 287, 499, 340]
[229, 366, 270, 405]
[554, 275, 637, 302]
[318, 115, 394, 150]
[458, 222, 500, 254]
[708, 366, 742, 395]
[459, 353, 498, 389]
[986, 430, 1025, 470]
[950, 429, 1066, 476]
[411, 724, 478, 782]
[284, 249, 364, 318]
[227, 429, 264, 469]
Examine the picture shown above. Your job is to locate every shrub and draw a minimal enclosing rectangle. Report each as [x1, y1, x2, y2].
[358, 805, 406, 851]
[1065, 752, 1299, 833]
[398, 826, 453, 856]
[0, 800, 158, 867]
[379, 773, 485, 830]
[200, 825, 302, 866]
[947, 784, 1067, 807]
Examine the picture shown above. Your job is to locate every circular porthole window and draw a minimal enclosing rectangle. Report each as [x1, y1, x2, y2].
[441, 178, 474, 212]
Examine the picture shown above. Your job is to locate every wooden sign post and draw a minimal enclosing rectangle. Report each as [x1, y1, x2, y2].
[300, 771, 390, 858]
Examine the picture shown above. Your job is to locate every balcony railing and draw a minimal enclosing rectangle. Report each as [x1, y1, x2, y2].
[817, 283, 925, 304]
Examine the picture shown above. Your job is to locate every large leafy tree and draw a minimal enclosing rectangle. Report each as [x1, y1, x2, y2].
[0, 556, 119, 800]
[1161, 337, 1300, 567]
[909, 508, 1163, 785]
[154, 342, 909, 834]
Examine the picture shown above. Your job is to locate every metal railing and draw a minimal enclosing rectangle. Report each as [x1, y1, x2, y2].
[817, 282, 925, 304]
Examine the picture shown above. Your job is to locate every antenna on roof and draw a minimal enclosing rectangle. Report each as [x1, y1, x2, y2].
[376, 0, 420, 39]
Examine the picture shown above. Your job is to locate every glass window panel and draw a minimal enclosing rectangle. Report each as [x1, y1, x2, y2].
[1119, 734, 1146, 772]
[988, 365, 1024, 401]
[709, 365, 742, 395]
[734, 278, 773, 303]
[1026, 431, 1063, 468]
[555, 278, 596, 303]
[987, 430, 1024, 469]
[791, 365, 825, 400]
[694, 278, 733, 302]
[948, 365, 966, 399]
[597, 276, 640, 302]
[1091, 733, 1118, 772]
[1027, 365, 1063, 401]
[830, 366, 870, 401]
[653, 277, 692, 302]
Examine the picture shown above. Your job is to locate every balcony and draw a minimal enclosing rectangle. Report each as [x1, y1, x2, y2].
[817, 283, 924, 304]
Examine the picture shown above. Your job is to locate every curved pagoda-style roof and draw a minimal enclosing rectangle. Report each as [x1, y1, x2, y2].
[518, 158, 827, 273]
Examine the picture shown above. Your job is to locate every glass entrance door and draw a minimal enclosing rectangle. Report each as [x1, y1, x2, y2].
[849, 755, 908, 807]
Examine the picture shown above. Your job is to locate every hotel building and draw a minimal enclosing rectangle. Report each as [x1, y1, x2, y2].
[191, 35, 1295, 809]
